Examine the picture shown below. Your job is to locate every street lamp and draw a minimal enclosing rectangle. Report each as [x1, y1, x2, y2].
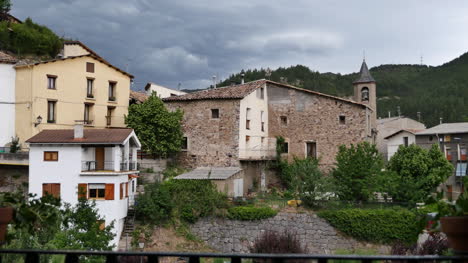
[34, 115, 43, 127]
[138, 242, 145, 263]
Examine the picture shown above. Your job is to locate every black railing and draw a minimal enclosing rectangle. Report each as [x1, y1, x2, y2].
[82, 161, 115, 171]
[129, 161, 137, 170]
[0, 250, 466, 263]
[120, 162, 128, 171]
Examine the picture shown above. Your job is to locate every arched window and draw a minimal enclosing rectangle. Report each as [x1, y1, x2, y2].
[361, 87, 369, 101]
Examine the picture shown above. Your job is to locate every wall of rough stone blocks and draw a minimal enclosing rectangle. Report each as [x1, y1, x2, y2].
[267, 84, 368, 168]
[191, 212, 389, 254]
[166, 100, 241, 168]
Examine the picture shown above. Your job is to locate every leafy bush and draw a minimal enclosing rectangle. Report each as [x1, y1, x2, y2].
[318, 208, 421, 244]
[228, 206, 277, 220]
[136, 179, 228, 224]
[332, 142, 384, 201]
[391, 232, 448, 255]
[0, 18, 63, 57]
[250, 230, 305, 260]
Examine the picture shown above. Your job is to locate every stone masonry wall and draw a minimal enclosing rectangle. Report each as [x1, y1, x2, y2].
[191, 212, 389, 254]
[267, 83, 368, 168]
[166, 100, 241, 168]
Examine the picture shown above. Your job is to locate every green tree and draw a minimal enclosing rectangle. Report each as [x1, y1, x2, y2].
[0, 0, 11, 17]
[387, 144, 452, 203]
[331, 142, 384, 201]
[126, 93, 184, 157]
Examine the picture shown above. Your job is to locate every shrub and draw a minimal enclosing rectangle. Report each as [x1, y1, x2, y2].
[250, 230, 306, 262]
[391, 232, 448, 255]
[318, 208, 421, 244]
[228, 206, 277, 221]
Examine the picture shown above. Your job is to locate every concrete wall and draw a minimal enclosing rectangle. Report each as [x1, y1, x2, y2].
[267, 83, 368, 167]
[386, 131, 416, 160]
[166, 100, 241, 168]
[0, 63, 16, 146]
[191, 212, 389, 254]
[15, 56, 131, 145]
[63, 44, 89, 57]
[28, 144, 137, 247]
[0, 165, 28, 193]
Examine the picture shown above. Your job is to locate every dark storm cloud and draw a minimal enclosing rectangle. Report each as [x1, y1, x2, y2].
[11, 0, 468, 90]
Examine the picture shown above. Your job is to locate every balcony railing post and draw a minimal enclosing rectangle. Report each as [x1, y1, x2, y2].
[232, 256, 241, 263]
[147, 255, 159, 263]
[189, 256, 200, 263]
[106, 254, 118, 263]
[65, 254, 79, 263]
[25, 252, 39, 263]
[318, 259, 327, 263]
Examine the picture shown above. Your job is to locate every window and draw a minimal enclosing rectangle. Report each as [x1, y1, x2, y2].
[306, 142, 317, 159]
[279, 142, 288, 154]
[460, 145, 467, 161]
[246, 135, 250, 142]
[47, 100, 56, 123]
[132, 180, 135, 192]
[106, 107, 114, 126]
[120, 183, 124, 200]
[280, 116, 288, 126]
[84, 103, 93, 125]
[86, 62, 95, 73]
[182, 137, 188, 150]
[361, 87, 369, 101]
[44, 151, 58, 161]
[456, 162, 467, 177]
[89, 184, 106, 199]
[261, 111, 265, 132]
[403, 137, 409, 147]
[339, 115, 346, 124]
[257, 87, 265, 99]
[261, 137, 265, 144]
[47, 75, 57, 89]
[87, 78, 94, 98]
[246, 108, 251, 130]
[446, 146, 452, 161]
[211, 109, 219, 119]
[108, 82, 116, 101]
[42, 183, 60, 198]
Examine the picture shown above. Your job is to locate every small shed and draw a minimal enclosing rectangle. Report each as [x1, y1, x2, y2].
[174, 167, 245, 197]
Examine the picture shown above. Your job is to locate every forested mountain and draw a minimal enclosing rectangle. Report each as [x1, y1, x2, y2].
[218, 53, 468, 127]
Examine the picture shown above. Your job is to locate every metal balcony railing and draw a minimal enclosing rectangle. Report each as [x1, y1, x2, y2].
[129, 161, 137, 170]
[0, 250, 466, 263]
[82, 161, 115, 171]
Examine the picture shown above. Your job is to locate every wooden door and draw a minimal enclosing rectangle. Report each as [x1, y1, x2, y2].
[95, 147, 105, 170]
[234, 178, 243, 197]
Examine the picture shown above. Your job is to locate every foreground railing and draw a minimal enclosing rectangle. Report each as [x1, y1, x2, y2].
[0, 250, 466, 263]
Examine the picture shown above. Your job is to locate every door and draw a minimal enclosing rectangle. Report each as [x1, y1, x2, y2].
[234, 178, 243, 197]
[95, 147, 105, 170]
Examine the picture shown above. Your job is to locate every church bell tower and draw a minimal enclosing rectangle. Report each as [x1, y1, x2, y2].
[353, 60, 377, 140]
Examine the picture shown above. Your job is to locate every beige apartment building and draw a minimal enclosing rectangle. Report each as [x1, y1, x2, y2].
[14, 41, 133, 145]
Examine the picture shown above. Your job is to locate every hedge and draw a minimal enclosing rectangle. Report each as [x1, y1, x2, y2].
[317, 208, 421, 244]
[228, 206, 277, 220]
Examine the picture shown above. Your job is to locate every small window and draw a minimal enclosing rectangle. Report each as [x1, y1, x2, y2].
[339, 115, 346, 124]
[460, 145, 467, 161]
[306, 142, 317, 159]
[89, 184, 106, 199]
[182, 137, 188, 150]
[211, 109, 219, 119]
[246, 108, 251, 130]
[108, 82, 116, 101]
[246, 120, 251, 130]
[261, 111, 265, 132]
[446, 146, 452, 161]
[44, 151, 58, 161]
[280, 116, 288, 126]
[106, 107, 114, 126]
[246, 135, 250, 142]
[132, 180, 135, 192]
[86, 62, 95, 73]
[47, 75, 57, 89]
[42, 183, 60, 198]
[47, 100, 56, 123]
[84, 104, 93, 125]
[361, 87, 369, 101]
[279, 142, 288, 154]
[87, 78, 94, 98]
[258, 87, 265, 99]
[403, 137, 409, 147]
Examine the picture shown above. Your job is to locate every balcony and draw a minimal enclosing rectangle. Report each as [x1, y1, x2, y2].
[82, 161, 114, 171]
[106, 116, 112, 126]
[0, 250, 465, 263]
[0, 148, 29, 166]
[120, 161, 138, 171]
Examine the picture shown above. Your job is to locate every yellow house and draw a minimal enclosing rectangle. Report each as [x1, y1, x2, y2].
[15, 41, 133, 145]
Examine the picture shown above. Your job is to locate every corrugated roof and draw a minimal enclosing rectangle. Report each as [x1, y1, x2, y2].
[174, 167, 242, 180]
[416, 123, 468, 135]
[0, 51, 17, 64]
[353, 61, 375, 84]
[163, 79, 368, 108]
[26, 128, 134, 144]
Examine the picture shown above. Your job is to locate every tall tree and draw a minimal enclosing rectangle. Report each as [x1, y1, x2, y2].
[0, 0, 11, 18]
[126, 93, 184, 157]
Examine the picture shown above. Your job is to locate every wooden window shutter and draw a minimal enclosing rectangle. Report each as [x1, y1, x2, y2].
[78, 184, 87, 199]
[125, 182, 129, 197]
[120, 183, 123, 200]
[86, 62, 95, 73]
[42, 184, 52, 197]
[52, 183, 60, 198]
[105, 184, 114, 200]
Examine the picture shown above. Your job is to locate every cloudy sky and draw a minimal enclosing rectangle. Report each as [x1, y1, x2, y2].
[11, 0, 468, 90]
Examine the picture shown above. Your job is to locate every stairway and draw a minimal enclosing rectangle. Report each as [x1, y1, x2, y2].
[118, 207, 136, 250]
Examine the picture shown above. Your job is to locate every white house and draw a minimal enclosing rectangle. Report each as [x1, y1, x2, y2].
[26, 125, 141, 247]
[384, 129, 424, 160]
[0, 51, 17, 148]
[144, 82, 186, 98]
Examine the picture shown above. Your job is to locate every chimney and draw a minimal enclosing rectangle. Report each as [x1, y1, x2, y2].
[212, 75, 217, 89]
[241, 71, 245, 84]
[74, 123, 84, 139]
[440, 117, 443, 124]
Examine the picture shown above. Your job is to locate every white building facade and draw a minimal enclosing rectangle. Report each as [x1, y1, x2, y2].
[0, 52, 17, 147]
[26, 126, 141, 247]
[144, 82, 187, 98]
[384, 129, 421, 160]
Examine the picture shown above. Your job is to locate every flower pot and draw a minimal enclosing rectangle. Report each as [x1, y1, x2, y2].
[0, 207, 14, 244]
[440, 216, 468, 254]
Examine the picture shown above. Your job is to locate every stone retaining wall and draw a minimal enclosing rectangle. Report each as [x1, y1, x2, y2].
[191, 212, 389, 254]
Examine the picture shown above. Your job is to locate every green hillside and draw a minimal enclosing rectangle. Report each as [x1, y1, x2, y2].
[218, 54, 468, 127]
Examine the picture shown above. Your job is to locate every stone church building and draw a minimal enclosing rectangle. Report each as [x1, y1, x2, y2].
[163, 61, 377, 197]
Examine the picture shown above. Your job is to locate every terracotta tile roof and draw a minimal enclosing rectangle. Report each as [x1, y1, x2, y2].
[129, 90, 148, 103]
[163, 79, 367, 108]
[14, 54, 134, 78]
[63, 40, 104, 61]
[26, 128, 134, 144]
[0, 51, 17, 64]
[163, 80, 265, 102]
